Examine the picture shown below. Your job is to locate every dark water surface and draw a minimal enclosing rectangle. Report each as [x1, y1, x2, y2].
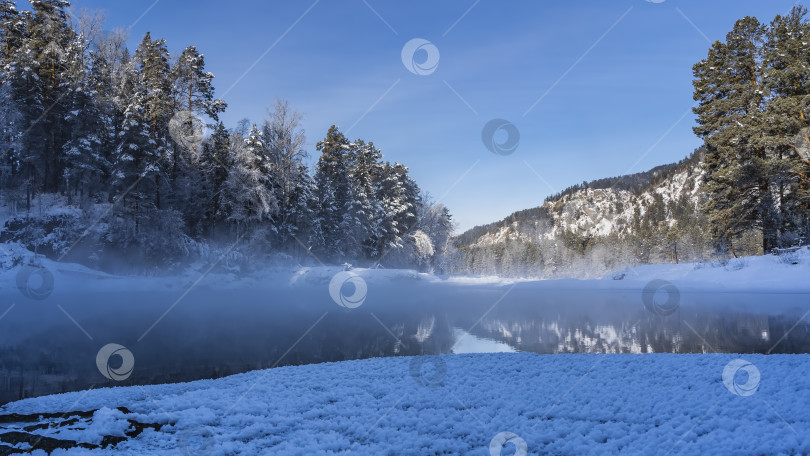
[0, 275, 808, 404]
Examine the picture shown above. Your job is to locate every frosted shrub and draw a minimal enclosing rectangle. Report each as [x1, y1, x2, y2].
[102, 208, 193, 270]
[776, 251, 799, 265]
[725, 257, 748, 271]
[0, 211, 85, 258]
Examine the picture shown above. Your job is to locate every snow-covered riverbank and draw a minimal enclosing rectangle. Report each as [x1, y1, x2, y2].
[2, 243, 810, 297]
[2, 353, 809, 455]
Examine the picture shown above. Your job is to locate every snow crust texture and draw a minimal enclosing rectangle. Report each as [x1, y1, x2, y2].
[2, 353, 809, 455]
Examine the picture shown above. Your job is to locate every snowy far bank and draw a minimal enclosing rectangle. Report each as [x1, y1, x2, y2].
[1, 353, 808, 455]
[2, 242, 809, 295]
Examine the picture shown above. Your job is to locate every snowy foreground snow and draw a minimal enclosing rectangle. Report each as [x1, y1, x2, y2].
[2, 353, 809, 455]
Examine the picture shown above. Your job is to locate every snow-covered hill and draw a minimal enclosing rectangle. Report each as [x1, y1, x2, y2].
[1, 353, 809, 455]
[462, 153, 704, 249]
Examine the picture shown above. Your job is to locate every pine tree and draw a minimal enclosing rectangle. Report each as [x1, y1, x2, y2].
[762, 6, 810, 242]
[347, 139, 384, 258]
[111, 56, 162, 237]
[5, 11, 42, 209]
[134, 32, 171, 136]
[133, 32, 171, 207]
[220, 125, 276, 238]
[61, 33, 108, 201]
[169, 45, 226, 214]
[693, 17, 774, 255]
[25, 0, 73, 192]
[0, 1, 24, 64]
[376, 162, 420, 259]
[196, 121, 230, 235]
[0, 76, 22, 205]
[312, 125, 354, 259]
[171, 45, 226, 120]
[88, 30, 129, 205]
[0, 2, 24, 201]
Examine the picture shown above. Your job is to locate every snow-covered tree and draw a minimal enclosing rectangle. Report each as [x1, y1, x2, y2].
[220, 125, 277, 237]
[262, 99, 312, 249]
[171, 45, 226, 121]
[61, 34, 109, 202]
[312, 125, 355, 259]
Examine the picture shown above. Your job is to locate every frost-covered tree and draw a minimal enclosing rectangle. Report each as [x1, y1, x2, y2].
[169, 45, 226, 212]
[111, 58, 160, 234]
[194, 121, 230, 236]
[346, 139, 384, 258]
[416, 194, 454, 269]
[312, 125, 354, 259]
[171, 45, 225, 120]
[220, 125, 277, 237]
[134, 32, 171, 137]
[0, 2, 24, 203]
[61, 34, 108, 202]
[377, 162, 419, 255]
[262, 100, 312, 249]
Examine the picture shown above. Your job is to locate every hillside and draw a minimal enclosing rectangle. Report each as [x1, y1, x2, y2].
[452, 150, 710, 278]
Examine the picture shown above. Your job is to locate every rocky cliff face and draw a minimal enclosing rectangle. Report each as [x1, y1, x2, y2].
[452, 150, 707, 277]
[463, 154, 704, 249]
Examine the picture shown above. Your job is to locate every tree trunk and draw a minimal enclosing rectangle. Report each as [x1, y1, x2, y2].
[155, 174, 161, 209]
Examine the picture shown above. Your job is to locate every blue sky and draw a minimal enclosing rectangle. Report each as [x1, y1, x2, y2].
[65, 0, 799, 231]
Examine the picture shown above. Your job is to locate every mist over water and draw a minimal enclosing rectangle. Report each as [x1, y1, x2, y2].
[1, 275, 808, 405]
